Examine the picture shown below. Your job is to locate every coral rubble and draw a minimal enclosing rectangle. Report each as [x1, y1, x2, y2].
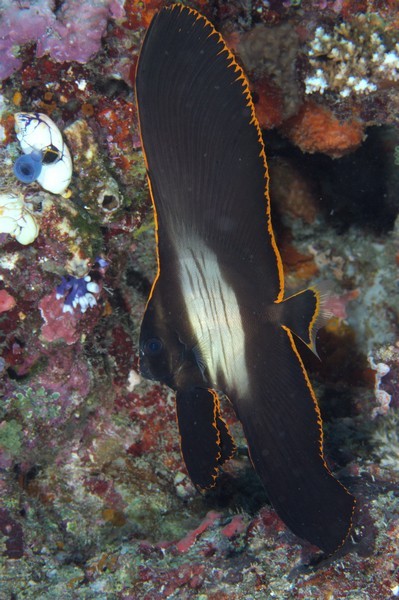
[305, 16, 399, 98]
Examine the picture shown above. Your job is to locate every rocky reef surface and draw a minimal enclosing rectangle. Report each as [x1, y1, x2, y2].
[0, 0, 399, 598]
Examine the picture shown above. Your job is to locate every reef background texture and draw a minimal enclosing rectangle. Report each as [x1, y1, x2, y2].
[1, 0, 399, 598]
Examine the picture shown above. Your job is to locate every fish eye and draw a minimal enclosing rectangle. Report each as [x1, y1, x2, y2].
[143, 337, 163, 356]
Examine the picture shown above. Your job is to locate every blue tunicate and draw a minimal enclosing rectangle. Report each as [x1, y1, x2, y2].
[95, 256, 109, 268]
[13, 151, 43, 184]
[56, 275, 88, 307]
[56, 274, 100, 313]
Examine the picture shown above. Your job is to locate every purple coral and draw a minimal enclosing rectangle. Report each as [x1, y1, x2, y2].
[94, 256, 109, 269]
[0, 0, 125, 81]
[56, 274, 100, 314]
[0, 0, 53, 80]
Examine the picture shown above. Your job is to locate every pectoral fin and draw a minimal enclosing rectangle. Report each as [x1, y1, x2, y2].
[278, 288, 321, 354]
[230, 323, 356, 554]
[176, 387, 235, 490]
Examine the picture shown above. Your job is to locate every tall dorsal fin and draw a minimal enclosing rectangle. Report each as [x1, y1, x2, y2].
[136, 3, 284, 304]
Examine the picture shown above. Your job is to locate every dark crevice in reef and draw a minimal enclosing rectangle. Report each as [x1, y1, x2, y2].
[125, 266, 152, 298]
[94, 77, 132, 99]
[266, 126, 399, 234]
[204, 467, 269, 516]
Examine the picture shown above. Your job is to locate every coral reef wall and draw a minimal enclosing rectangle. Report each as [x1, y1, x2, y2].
[1, 0, 399, 598]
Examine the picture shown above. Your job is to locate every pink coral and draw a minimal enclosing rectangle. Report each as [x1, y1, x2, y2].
[0, 1, 53, 80]
[37, 0, 125, 64]
[39, 291, 82, 345]
[0, 289, 16, 313]
[0, 0, 125, 80]
[221, 515, 247, 538]
[325, 289, 360, 320]
[175, 511, 221, 553]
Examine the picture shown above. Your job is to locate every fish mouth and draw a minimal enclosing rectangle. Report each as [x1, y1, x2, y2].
[139, 352, 174, 387]
[138, 353, 154, 381]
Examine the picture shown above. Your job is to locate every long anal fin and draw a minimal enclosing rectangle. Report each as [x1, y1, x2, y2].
[230, 323, 356, 554]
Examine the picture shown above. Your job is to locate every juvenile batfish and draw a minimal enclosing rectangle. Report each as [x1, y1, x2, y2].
[135, 4, 356, 554]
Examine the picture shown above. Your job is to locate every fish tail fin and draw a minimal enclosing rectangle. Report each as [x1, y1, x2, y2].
[278, 287, 330, 356]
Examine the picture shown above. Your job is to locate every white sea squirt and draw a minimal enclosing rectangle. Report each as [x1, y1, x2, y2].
[0, 192, 39, 245]
[14, 112, 72, 195]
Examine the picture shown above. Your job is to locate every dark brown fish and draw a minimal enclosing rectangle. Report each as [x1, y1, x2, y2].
[135, 3, 356, 554]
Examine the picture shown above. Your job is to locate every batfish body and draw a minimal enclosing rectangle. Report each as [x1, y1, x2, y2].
[135, 4, 356, 554]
